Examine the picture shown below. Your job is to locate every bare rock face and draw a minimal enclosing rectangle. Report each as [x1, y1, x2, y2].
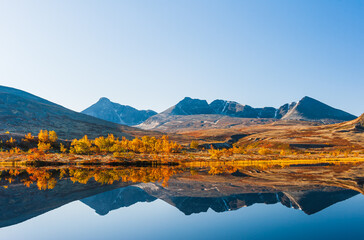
[209, 100, 258, 118]
[276, 102, 297, 119]
[82, 97, 157, 126]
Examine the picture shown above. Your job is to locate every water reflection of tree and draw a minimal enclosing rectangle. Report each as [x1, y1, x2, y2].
[1, 160, 362, 192]
[0, 167, 180, 190]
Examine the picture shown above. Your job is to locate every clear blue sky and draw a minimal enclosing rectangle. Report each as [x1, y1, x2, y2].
[0, 0, 363, 115]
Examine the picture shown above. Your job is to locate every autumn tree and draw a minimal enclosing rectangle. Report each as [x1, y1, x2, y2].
[94, 134, 117, 152]
[49, 131, 58, 143]
[70, 135, 92, 154]
[23, 133, 35, 142]
[38, 130, 49, 142]
[6, 137, 16, 145]
[37, 142, 51, 152]
[60, 143, 67, 153]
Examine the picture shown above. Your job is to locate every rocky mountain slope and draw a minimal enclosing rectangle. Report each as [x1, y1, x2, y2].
[162, 97, 215, 115]
[82, 97, 157, 126]
[137, 114, 275, 132]
[0, 85, 150, 139]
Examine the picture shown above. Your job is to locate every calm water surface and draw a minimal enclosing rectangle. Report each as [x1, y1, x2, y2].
[0, 164, 363, 240]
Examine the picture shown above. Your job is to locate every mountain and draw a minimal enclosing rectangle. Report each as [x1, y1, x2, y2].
[138, 96, 356, 131]
[82, 97, 157, 126]
[281, 96, 357, 122]
[0, 85, 149, 139]
[161, 98, 279, 118]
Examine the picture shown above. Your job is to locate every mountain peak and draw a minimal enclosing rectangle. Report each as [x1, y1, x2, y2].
[98, 97, 111, 103]
[299, 96, 321, 104]
[301, 96, 314, 100]
[182, 97, 193, 101]
[282, 96, 356, 122]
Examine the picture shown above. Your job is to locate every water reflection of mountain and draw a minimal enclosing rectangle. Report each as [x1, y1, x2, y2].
[81, 182, 358, 216]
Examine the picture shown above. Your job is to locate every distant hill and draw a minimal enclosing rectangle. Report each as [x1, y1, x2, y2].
[82, 97, 157, 126]
[138, 96, 356, 131]
[0, 85, 149, 139]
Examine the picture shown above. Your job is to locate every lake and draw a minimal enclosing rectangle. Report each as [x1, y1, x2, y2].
[0, 162, 363, 240]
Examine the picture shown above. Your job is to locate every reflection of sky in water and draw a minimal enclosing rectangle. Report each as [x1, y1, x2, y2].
[0, 194, 363, 240]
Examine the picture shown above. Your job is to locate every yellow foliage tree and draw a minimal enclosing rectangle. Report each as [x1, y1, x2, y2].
[7, 137, 16, 145]
[38, 142, 51, 152]
[23, 133, 35, 141]
[94, 134, 117, 152]
[38, 130, 49, 142]
[60, 143, 67, 153]
[49, 131, 58, 143]
[70, 135, 92, 154]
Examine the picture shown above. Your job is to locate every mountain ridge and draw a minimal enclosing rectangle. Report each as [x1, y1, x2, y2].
[137, 96, 356, 131]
